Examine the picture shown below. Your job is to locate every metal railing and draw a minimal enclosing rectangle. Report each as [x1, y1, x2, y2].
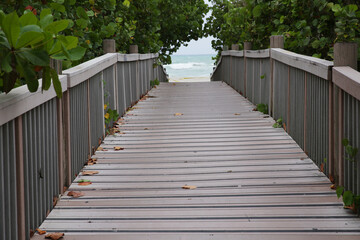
[211, 44, 360, 198]
[0, 53, 168, 240]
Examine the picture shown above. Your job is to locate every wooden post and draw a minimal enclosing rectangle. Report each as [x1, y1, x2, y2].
[103, 39, 116, 53]
[50, 59, 62, 75]
[103, 39, 118, 112]
[243, 42, 252, 97]
[333, 42, 358, 185]
[51, 61, 67, 193]
[270, 35, 284, 49]
[63, 90, 72, 186]
[270, 35, 284, 117]
[334, 42, 358, 70]
[231, 44, 239, 51]
[129, 45, 138, 54]
[15, 116, 25, 240]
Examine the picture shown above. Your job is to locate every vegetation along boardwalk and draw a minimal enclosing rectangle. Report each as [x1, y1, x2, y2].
[34, 82, 360, 239]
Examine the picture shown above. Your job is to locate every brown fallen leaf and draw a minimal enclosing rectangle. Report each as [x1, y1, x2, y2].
[344, 203, 357, 213]
[53, 196, 58, 207]
[173, 83, 176, 86]
[96, 147, 107, 151]
[82, 171, 99, 176]
[234, 113, 241, 115]
[174, 113, 183, 116]
[227, 170, 233, 173]
[67, 191, 84, 198]
[114, 146, 125, 151]
[319, 163, 325, 173]
[252, 108, 257, 111]
[45, 232, 64, 240]
[78, 182, 92, 186]
[330, 184, 336, 190]
[283, 123, 287, 131]
[87, 158, 97, 165]
[30, 229, 35, 238]
[63, 186, 68, 193]
[36, 228, 46, 235]
[144, 128, 149, 130]
[329, 174, 335, 183]
[182, 185, 197, 190]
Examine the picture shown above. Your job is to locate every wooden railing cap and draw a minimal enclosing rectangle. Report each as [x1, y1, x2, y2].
[0, 75, 67, 126]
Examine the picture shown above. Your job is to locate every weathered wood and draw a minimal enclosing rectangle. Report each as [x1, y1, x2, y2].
[333, 66, 360, 102]
[270, 35, 284, 49]
[36, 82, 360, 238]
[15, 116, 25, 240]
[103, 39, 116, 53]
[0, 75, 67, 126]
[244, 49, 270, 58]
[271, 49, 333, 80]
[129, 45, 139, 54]
[63, 53, 117, 88]
[334, 42, 358, 70]
[231, 44, 239, 50]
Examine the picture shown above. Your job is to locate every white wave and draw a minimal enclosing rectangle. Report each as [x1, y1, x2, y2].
[166, 62, 209, 70]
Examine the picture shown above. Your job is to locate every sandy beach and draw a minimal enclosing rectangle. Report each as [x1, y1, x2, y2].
[169, 76, 211, 82]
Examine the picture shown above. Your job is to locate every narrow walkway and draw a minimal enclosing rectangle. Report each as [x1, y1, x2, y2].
[36, 82, 360, 239]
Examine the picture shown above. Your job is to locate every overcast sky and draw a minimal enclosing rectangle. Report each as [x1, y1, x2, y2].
[174, 0, 216, 55]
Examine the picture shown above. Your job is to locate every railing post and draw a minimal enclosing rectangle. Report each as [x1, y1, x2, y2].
[51, 60, 67, 194]
[15, 116, 25, 240]
[269, 35, 284, 117]
[129, 45, 138, 54]
[103, 39, 116, 53]
[333, 42, 358, 186]
[231, 44, 239, 50]
[243, 41, 252, 97]
[103, 39, 118, 115]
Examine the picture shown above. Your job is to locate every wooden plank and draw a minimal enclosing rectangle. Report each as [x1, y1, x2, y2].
[31, 233, 360, 240]
[35, 82, 360, 239]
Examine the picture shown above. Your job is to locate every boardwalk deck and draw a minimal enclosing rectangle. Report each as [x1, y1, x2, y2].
[34, 82, 360, 240]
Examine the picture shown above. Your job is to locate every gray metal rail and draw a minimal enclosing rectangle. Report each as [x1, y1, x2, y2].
[0, 52, 168, 240]
[211, 45, 360, 198]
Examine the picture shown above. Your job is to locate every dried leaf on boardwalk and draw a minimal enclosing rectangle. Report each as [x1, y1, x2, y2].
[82, 171, 99, 176]
[97, 147, 107, 151]
[182, 185, 196, 190]
[45, 232, 64, 240]
[114, 146, 125, 151]
[174, 113, 183, 116]
[67, 191, 84, 198]
[78, 182, 92, 186]
[78, 179, 92, 186]
[36, 228, 46, 235]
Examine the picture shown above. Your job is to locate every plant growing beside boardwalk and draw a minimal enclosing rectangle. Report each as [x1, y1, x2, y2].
[0, 10, 85, 96]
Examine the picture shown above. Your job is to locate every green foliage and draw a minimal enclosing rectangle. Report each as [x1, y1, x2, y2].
[150, 78, 160, 88]
[0, 0, 208, 75]
[336, 186, 360, 212]
[256, 103, 268, 114]
[272, 117, 283, 128]
[206, 0, 360, 61]
[342, 138, 358, 162]
[0, 10, 85, 96]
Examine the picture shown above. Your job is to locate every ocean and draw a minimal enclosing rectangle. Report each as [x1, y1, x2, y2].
[164, 54, 216, 82]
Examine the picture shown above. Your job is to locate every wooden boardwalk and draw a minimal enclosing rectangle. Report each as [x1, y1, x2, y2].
[35, 82, 360, 239]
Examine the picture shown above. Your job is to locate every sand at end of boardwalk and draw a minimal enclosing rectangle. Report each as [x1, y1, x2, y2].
[169, 76, 210, 82]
